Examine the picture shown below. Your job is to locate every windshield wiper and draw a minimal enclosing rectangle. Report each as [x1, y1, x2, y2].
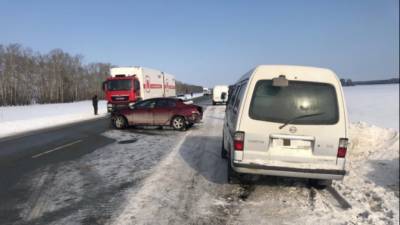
[279, 112, 325, 129]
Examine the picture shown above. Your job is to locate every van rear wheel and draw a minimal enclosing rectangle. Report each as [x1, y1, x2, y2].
[227, 159, 241, 184]
[309, 179, 332, 190]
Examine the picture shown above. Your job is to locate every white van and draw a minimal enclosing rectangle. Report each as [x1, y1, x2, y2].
[212, 85, 229, 105]
[222, 65, 349, 187]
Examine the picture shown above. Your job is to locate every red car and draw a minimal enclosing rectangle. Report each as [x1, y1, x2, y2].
[111, 97, 203, 130]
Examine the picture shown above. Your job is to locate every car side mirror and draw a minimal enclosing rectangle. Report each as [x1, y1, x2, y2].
[272, 75, 289, 87]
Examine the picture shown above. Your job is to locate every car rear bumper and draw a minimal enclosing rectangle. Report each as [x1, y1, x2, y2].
[232, 161, 346, 180]
[186, 113, 202, 124]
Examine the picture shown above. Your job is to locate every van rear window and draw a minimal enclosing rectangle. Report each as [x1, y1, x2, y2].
[249, 80, 339, 124]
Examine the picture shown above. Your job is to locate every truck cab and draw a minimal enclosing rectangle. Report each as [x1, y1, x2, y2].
[103, 75, 141, 112]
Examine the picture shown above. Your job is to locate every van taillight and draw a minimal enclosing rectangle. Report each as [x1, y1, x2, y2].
[234, 131, 245, 151]
[337, 138, 348, 158]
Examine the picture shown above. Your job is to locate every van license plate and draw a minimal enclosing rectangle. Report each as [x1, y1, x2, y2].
[273, 139, 311, 150]
[289, 140, 311, 149]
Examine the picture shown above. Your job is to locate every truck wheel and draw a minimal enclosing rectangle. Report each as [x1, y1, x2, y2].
[171, 116, 186, 131]
[212, 101, 216, 105]
[221, 136, 228, 159]
[113, 115, 127, 129]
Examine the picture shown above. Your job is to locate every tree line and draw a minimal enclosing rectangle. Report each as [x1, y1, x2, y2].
[340, 78, 399, 86]
[0, 43, 203, 106]
[175, 81, 203, 95]
[0, 44, 111, 106]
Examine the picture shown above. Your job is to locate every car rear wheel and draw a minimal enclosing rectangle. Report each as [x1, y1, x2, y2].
[113, 115, 127, 129]
[171, 116, 186, 131]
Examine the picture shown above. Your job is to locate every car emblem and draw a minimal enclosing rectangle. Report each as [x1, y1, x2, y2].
[289, 126, 297, 133]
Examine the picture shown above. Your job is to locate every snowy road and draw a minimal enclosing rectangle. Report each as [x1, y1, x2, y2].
[1, 98, 398, 225]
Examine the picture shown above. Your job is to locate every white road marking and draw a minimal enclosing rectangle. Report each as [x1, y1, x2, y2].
[31, 140, 83, 159]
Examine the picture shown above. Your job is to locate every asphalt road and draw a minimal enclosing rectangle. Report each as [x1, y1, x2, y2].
[0, 95, 211, 224]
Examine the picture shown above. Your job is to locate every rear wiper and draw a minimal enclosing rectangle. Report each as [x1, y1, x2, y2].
[279, 112, 325, 129]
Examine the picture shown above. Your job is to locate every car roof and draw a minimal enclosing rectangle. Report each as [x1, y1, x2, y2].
[143, 97, 177, 101]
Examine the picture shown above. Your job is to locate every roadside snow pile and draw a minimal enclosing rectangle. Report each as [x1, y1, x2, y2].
[185, 92, 204, 99]
[0, 100, 107, 138]
[337, 122, 399, 224]
[297, 122, 399, 225]
[344, 84, 399, 130]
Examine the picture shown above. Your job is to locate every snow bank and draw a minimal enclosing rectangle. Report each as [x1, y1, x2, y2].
[344, 84, 399, 130]
[0, 101, 107, 138]
[299, 123, 399, 225]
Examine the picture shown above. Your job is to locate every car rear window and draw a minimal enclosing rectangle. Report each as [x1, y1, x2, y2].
[249, 80, 339, 124]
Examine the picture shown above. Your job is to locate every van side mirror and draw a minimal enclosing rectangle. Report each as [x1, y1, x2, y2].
[272, 75, 289, 87]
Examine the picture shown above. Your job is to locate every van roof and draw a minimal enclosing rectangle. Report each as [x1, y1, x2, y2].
[237, 65, 338, 83]
[213, 85, 229, 88]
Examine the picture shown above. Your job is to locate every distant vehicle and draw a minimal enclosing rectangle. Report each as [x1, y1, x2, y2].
[102, 66, 176, 112]
[212, 85, 229, 105]
[176, 94, 187, 100]
[111, 97, 203, 130]
[222, 65, 349, 188]
[203, 87, 211, 95]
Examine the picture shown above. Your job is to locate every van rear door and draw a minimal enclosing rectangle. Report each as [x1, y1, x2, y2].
[239, 80, 346, 169]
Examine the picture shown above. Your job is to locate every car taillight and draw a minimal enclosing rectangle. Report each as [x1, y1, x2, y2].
[234, 131, 245, 151]
[337, 138, 348, 158]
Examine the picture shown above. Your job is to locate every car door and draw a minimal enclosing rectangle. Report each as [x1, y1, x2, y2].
[153, 99, 176, 125]
[128, 100, 155, 125]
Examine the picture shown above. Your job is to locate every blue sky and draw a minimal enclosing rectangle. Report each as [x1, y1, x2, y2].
[1, 0, 398, 87]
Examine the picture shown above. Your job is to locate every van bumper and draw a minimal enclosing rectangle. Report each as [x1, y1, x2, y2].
[233, 162, 346, 180]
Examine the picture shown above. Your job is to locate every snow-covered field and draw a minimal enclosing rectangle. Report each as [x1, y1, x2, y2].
[344, 84, 399, 131]
[0, 101, 108, 138]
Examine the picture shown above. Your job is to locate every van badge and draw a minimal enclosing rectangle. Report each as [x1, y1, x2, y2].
[289, 126, 297, 133]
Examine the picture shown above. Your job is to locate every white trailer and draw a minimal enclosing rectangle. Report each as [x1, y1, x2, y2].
[109, 66, 176, 100]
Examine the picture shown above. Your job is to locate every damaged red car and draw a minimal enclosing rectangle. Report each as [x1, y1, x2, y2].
[111, 97, 203, 130]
